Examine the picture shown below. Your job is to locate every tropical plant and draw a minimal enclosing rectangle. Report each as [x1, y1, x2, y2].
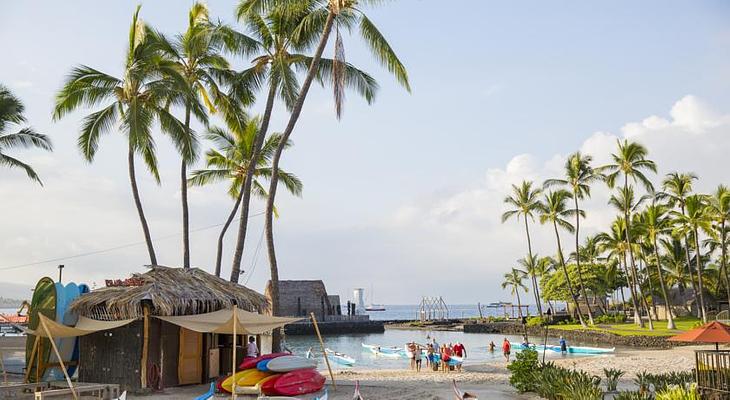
[507, 348, 539, 393]
[545, 152, 601, 325]
[503, 180, 544, 317]
[188, 114, 303, 277]
[705, 185, 730, 307]
[243, 0, 410, 352]
[53, 6, 188, 265]
[538, 189, 586, 327]
[502, 268, 529, 319]
[0, 85, 52, 184]
[228, 0, 381, 283]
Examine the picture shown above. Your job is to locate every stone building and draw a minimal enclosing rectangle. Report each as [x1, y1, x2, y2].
[266, 280, 342, 321]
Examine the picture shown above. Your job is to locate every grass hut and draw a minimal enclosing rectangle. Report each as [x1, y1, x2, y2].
[68, 266, 268, 393]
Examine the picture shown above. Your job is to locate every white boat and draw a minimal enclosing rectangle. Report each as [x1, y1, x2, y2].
[325, 348, 356, 366]
[534, 344, 615, 354]
[362, 343, 401, 354]
[365, 304, 386, 311]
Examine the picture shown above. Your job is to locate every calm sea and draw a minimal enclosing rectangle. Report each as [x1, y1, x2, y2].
[362, 304, 540, 320]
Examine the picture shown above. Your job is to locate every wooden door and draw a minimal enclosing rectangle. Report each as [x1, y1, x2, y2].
[178, 328, 202, 385]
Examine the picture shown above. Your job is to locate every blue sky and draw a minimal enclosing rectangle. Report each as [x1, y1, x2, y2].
[2, 1, 730, 304]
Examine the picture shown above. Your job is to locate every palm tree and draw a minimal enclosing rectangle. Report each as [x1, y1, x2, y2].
[706, 185, 730, 308]
[602, 139, 657, 328]
[188, 114, 303, 277]
[53, 6, 187, 265]
[660, 172, 701, 317]
[148, 2, 256, 268]
[243, 0, 410, 351]
[502, 268, 529, 319]
[597, 218, 643, 324]
[538, 189, 586, 327]
[672, 195, 714, 323]
[502, 180, 544, 317]
[638, 204, 675, 329]
[0, 85, 52, 184]
[545, 152, 601, 325]
[228, 1, 380, 282]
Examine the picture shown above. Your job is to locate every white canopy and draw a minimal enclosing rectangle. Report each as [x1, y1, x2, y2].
[25, 313, 136, 338]
[155, 308, 301, 334]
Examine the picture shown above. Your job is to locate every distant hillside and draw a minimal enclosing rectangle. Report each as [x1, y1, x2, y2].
[0, 281, 33, 302]
[0, 297, 23, 308]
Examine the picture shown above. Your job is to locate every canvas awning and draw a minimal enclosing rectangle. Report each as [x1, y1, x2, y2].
[25, 313, 136, 338]
[155, 308, 301, 334]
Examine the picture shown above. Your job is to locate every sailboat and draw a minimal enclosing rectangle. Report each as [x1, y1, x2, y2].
[365, 285, 386, 311]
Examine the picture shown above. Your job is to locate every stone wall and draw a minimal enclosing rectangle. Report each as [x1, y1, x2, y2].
[284, 320, 385, 335]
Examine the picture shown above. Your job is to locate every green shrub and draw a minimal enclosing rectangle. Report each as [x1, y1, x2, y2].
[595, 314, 627, 324]
[507, 349, 539, 392]
[614, 391, 652, 400]
[655, 384, 699, 400]
[604, 367, 625, 391]
[526, 316, 546, 327]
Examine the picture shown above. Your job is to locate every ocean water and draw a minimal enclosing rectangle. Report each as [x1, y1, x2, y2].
[362, 304, 540, 321]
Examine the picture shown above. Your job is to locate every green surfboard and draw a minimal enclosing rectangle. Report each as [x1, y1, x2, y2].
[25, 277, 57, 382]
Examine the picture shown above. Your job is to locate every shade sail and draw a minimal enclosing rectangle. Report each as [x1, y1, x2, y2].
[25, 313, 136, 338]
[668, 321, 730, 343]
[155, 308, 302, 334]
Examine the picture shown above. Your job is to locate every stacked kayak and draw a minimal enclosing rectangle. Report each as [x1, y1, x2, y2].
[219, 353, 324, 396]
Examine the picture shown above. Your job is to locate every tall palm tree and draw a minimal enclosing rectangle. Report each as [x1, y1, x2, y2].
[545, 152, 601, 325]
[502, 180, 544, 317]
[148, 2, 256, 268]
[188, 114, 303, 277]
[602, 139, 657, 328]
[0, 85, 52, 184]
[706, 185, 730, 308]
[244, 0, 410, 352]
[53, 6, 187, 265]
[538, 189, 586, 327]
[637, 204, 675, 329]
[502, 268, 529, 319]
[228, 1, 380, 283]
[660, 172, 701, 317]
[672, 195, 714, 323]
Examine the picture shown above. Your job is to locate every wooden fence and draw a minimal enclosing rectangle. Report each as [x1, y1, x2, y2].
[696, 350, 730, 395]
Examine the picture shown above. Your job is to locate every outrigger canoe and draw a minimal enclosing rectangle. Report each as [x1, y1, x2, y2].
[361, 343, 402, 354]
[534, 344, 615, 354]
[325, 348, 356, 366]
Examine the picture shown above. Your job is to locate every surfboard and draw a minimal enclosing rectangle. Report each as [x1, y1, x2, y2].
[265, 356, 318, 373]
[239, 352, 289, 370]
[69, 283, 89, 376]
[25, 277, 57, 382]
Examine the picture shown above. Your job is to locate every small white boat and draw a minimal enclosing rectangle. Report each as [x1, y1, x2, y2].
[365, 304, 386, 311]
[361, 343, 401, 354]
[534, 344, 615, 354]
[325, 348, 356, 366]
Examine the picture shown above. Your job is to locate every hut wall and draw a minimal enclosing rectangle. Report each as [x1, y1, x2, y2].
[160, 321, 180, 387]
[79, 321, 144, 393]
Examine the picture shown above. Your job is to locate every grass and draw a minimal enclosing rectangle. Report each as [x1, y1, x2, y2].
[553, 316, 701, 337]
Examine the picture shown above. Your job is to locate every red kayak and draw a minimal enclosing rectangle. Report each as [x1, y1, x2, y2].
[239, 352, 290, 370]
[273, 369, 326, 396]
[260, 374, 283, 395]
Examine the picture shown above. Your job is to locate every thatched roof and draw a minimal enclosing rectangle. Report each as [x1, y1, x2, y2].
[69, 266, 268, 320]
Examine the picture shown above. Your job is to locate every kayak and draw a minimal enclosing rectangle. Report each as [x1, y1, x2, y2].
[362, 343, 402, 354]
[325, 348, 356, 366]
[534, 344, 615, 354]
[266, 355, 318, 373]
[273, 369, 326, 396]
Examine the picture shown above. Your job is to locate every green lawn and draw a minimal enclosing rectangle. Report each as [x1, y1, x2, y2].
[553, 316, 700, 337]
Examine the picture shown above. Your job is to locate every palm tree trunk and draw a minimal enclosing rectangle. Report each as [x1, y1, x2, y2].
[721, 221, 730, 313]
[229, 84, 278, 282]
[516, 288, 523, 319]
[621, 253, 643, 326]
[639, 250, 659, 320]
[619, 286, 627, 315]
[654, 238, 675, 329]
[694, 230, 708, 323]
[214, 181, 246, 277]
[263, 10, 337, 352]
[128, 146, 157, 265]
[524, 218, 543, 318]
[623, 177, 652, 329]
[552, 222, 586, 327]
[681, 203, 702, 318]
[181, 106, 191, 268]
[574, 196, 594, 325]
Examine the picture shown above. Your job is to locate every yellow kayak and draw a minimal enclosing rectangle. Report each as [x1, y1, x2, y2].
[221, 369, 271, 392]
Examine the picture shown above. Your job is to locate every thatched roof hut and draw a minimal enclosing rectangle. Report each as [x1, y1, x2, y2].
[70, 266, 268, 320]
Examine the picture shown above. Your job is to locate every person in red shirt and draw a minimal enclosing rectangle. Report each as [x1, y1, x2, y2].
[502, 338, 511, 362]
[453, 342, 466, 371]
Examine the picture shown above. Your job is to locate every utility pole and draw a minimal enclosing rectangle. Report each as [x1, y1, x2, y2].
[58, 264, 65, 283]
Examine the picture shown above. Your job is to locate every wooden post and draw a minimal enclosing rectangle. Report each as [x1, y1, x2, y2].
[24, 335, 39, 383]
[0, 348, 7, 384]
[141, 306, 149, 389]
[40, 316, 78, 400]
[232, 305, 237, 400]
[310, 312, 335, 391]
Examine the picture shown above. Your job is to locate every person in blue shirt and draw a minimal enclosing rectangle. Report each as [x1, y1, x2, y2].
[559, 336, 567, 355]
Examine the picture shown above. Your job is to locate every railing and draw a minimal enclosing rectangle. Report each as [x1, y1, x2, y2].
[696, 350, 730, 394]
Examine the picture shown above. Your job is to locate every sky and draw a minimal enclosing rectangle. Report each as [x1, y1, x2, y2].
[1, 1, 730, 305]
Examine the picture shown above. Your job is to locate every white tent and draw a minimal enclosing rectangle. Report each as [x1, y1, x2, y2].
[155, 308, 301, 334]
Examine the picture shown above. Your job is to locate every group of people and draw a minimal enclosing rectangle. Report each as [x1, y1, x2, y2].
[487, 336, 570, 362]
[406, 339, 467, 372]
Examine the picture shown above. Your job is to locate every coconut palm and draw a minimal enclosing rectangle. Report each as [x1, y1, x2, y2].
[148, 2, 257, 268]
[659, 172, 701, 317]
[672, 195, 714, 323]
[0, 85, 52, 184]
[228, 1, 380, 283]
[242, 0, 410, 351]
[188, 114, 303, 277]
[597, 218, 643, 323]
[545, 152, 601, 325]
[502, 180, 544, 317]
[637, 204, 675, 329]
[502, 268, 529, 319]
[602, 139, 657, 328]
[705, 185, 730, 308]
[53, 6, 187, 265]
[538, 189, 586, 326]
